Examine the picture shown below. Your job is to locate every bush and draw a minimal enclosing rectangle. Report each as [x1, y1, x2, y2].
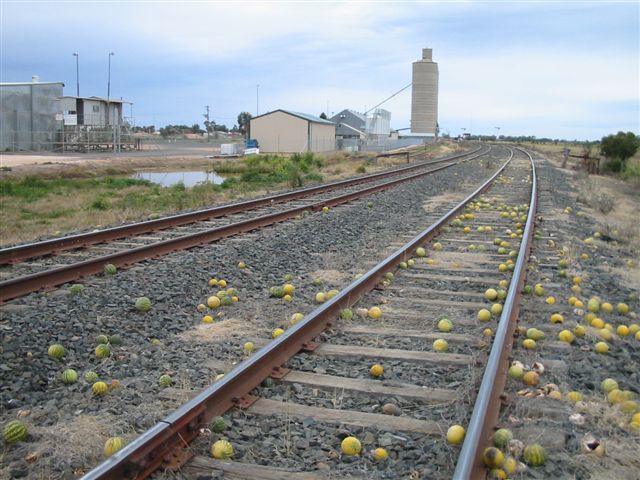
[602, 158, 623, 173]
[90, 197, 110, 210]
[356, 164, 367, 174]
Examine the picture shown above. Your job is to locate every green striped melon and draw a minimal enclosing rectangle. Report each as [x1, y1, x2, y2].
[108, 334, 122, 346]
[211, 416, 226, 433]
[493, 428, 513, 448]
[84, 371, 99, 382]
[523, 444, 546, 466]
[95, 344, 111, 359]
[135, 296, 151, 312]
[62, 369, 78, 384]
[69, 284, 84, 294]
[158, 374, 173, 387]
[3, 420, 27, 444]
[96, 334, 109, 345]
[48, 344, 66, 360]
[340, 309, 353, 321]
[103, 263, 117, 275]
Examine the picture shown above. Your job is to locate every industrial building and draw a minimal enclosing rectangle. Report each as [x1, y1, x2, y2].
[250, 109, 336, 153]
[330, 109, 366, 150]
[60, 96, 127, 127]
[0, 77, 132, 152]
[0, 77, 64, 151]
[410, 48, 439, 137]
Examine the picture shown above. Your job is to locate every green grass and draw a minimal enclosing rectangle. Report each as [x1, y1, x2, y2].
[0, 176, 153, 202]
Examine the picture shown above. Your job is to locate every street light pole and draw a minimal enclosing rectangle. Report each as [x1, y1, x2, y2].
[107, 52, 115, 152]
[72, 53, 79, 97]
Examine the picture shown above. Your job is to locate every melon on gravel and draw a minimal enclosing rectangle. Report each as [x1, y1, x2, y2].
[290, 313, 305, 325]
[211, 439, 233, 459]
[69, 284, 84, 294]
[340, 309, 353, 321]
[601, 378, 619, 393]
[92, 381, 109, 396]
[368, 307, 382, 319]
[48, 344, 66, 360]
[373, 447, 388, 461]
[438, 318, 453, 332]
[270, 286, 285, 298]
[523, 444, 546, 466]
[135, 296, 152, 312]
[103, 263, 117, 275]
[84, 371, 99, 383]
[3, 420, 28, 444]
[211, 416, 226, 433]
[95, 344, 111, 359]
[96, 334, 109, 345]
[416, 247, 426, 257]
[370, 364, 384, 377]
[243, 342, 255, 353]
[108, 335, 122, 346]
[158, 374, 173, 387]
[103, 437, 124, 457]
[493, 429, 513, 448]
[207, 296, 221, 309]
[446, 425, 465, 445]
[326, 289, 339, 299]
[341, 436, 362, 456]
[62, 369, 78, 384]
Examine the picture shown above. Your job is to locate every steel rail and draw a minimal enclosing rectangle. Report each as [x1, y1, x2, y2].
[80, 148, 513, 480]
[0, 147, 491, 303]
[0, 146, 485, 265]
[452, 147, 537, 479]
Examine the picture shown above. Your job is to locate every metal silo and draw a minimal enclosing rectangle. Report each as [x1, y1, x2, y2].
[410, 48, 438, 135]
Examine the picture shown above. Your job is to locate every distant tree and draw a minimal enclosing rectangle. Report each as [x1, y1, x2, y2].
[191, 123, 203, 134]
[600, 131, 639, 172]
[237, 112, 252, 136]
[319, 112, 328, 120]
[214, 124, 228, 132]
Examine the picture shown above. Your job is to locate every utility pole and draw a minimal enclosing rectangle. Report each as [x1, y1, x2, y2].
[204, 105, 211, 142]
[72, 53, 79, 97]
[256, 84, 259, 116]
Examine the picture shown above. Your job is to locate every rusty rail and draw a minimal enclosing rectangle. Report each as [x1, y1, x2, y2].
[80, 148, 513, 480]
[0, 147, 491, 303]
[452, 147, 537, 479]
[0, 146, 484, 265]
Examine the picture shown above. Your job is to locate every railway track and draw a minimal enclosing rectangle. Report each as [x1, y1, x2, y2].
[75, 146, 538, 480]
[0, 146, 491, 303]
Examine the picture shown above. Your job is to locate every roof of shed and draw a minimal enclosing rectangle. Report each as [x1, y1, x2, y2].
[252, 109, 335, 125]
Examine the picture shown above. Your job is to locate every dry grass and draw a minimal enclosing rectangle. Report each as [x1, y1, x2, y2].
[177, 318, 255, 343]
[10, 413, 132, 479]
[310, 269, 351, 285]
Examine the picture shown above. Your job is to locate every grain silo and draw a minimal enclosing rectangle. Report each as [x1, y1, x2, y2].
[410, 48, 438, 136]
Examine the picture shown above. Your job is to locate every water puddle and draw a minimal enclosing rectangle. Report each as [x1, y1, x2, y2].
[131, 170, 225, 187]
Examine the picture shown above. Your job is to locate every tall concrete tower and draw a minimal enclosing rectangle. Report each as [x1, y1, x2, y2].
[410, 48, 439, 136]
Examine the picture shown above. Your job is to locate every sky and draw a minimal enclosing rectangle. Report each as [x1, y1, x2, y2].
[1, 0, 638, 140]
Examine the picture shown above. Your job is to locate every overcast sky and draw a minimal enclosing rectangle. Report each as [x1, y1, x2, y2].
[1, 1, 638, 139]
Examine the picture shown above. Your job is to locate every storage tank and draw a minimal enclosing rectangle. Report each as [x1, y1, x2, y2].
[410, 48, 438, 135]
